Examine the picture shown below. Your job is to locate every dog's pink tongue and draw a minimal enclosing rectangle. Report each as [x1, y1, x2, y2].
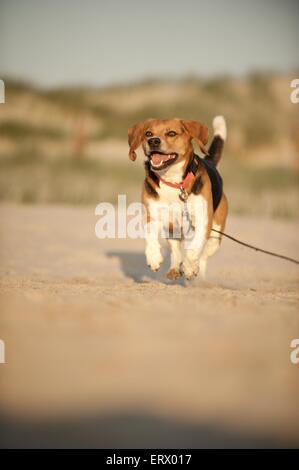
[151, 153, 167, 165]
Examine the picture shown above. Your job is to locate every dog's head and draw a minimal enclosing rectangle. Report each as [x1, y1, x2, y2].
[128, 119, 209, 171]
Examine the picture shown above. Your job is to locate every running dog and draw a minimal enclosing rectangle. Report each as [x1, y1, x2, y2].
[128, 116, 228, 280]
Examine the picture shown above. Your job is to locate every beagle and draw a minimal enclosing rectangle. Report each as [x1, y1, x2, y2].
[128, 116, 228, 280]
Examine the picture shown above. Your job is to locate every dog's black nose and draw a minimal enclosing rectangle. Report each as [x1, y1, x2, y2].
[148, 137, 161, 147]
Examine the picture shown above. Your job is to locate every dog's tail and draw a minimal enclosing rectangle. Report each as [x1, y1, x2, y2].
[205, 115, 227, 166]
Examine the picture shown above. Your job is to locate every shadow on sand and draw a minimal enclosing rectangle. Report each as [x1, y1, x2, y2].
[106, 250, 185, 286]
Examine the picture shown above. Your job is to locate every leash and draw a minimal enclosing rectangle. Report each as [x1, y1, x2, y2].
[211, 228, 299, 265]
[155, 155, 299, 266]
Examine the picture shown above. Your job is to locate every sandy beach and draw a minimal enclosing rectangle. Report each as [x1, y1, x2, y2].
[0, 204, 298, 448]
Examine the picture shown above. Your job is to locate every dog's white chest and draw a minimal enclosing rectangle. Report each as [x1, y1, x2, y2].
[154, 160, 185, 205]
[156, 184, 183, 205]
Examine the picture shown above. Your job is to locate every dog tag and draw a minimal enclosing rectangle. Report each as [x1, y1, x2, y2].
[179, 187, 188, 202]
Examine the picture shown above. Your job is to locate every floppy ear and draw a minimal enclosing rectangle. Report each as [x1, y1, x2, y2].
[128, 121, 146, 161]
[181, 120, 209, 155]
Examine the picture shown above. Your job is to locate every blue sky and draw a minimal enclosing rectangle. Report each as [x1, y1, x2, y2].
[0, 0, 298, 87]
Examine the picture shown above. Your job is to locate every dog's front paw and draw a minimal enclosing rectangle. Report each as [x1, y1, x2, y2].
[146, 246, 163, 272]
[180, 259, 199, 280]
[181, 267, 198, 281]
[166, 268, 181, 280]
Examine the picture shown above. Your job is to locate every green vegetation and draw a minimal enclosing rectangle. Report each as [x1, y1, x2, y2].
[0, 74, 298, 217]
[0, 152, 298, 218]
[0, 121, 65, 140]
[0, 152, 143, 205]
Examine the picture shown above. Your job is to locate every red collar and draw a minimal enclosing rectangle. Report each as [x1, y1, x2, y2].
[154, 154, 200, 190]
[155, 171, 195, 190]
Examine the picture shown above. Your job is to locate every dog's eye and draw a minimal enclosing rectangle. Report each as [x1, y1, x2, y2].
[145, 131, 153, 137]
[167, 131, 177, 137]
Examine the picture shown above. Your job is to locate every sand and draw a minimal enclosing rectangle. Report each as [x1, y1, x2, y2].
[0, 204, 298, 448]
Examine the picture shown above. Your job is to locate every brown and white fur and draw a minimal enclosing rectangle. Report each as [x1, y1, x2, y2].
[128, 116, 228, 280]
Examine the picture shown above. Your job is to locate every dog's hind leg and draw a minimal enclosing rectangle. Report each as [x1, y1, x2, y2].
[199, 193, 228, 279]
[199, 226, 221, 279]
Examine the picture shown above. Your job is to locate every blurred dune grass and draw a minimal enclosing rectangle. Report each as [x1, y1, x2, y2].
[0, 73, 298, 217]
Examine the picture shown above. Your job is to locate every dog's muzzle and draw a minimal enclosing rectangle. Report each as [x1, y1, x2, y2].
[149, 151, 178, 170]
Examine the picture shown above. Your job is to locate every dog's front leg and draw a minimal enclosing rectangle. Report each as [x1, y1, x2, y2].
[182, 246, 204, 280]
[166, 239, 182, 279]
[144, 203, 163, 272]
[181, 197, 209, 280]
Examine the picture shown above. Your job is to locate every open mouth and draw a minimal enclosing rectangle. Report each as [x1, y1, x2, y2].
[149, 151, 178, 170]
